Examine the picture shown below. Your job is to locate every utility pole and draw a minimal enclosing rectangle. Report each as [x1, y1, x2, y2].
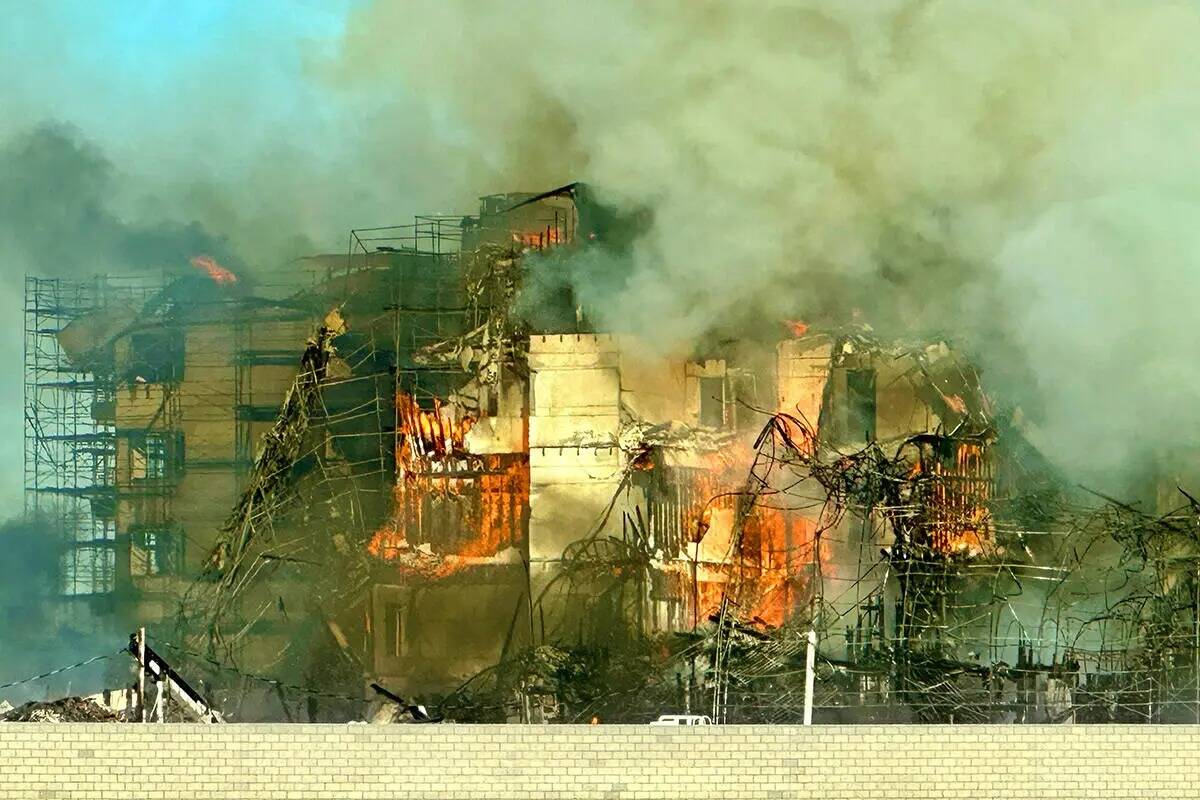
[711, 595, 730, 723]
[126, 633, 223, 723]
[157, 675, 170, 723]
[803, 628, 817, 726]
[136, 627, 146, 723]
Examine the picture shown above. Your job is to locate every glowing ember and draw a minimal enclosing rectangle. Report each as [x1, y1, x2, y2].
[924, 439, 993, 555]
[189, 255, 238, 284]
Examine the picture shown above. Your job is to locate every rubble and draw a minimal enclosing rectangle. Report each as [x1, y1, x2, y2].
[1, 697, 119, 723]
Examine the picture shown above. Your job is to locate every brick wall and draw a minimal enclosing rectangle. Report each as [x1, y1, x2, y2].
[0, 724, 1196, 799]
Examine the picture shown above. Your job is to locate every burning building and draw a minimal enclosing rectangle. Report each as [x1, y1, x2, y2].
[23, 183, 1200, 723]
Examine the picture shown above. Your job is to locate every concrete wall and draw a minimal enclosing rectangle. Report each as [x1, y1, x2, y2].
[776, 337, 831, 427]
[0, 723, 1196, 799]
[528, 334, 623, 561]
[616, 344, 690, 424]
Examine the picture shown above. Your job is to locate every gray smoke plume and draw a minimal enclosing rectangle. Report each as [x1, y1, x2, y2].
[2, 2, 1196, 515]
[0, 123, 243, 277]
[0, 123, 255, 514]
[0, 5, 480, 511]
[0, 127, 256, 690]
[335, 0, 1200, 493]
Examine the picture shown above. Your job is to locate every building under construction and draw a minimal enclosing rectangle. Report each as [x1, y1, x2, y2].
[24, 184, 1200, 723]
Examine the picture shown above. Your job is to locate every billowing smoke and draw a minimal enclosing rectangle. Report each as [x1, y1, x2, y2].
[0, 123, 243, 277]
[336, 0, 1200, 491]
[3, 3, 1197, 513]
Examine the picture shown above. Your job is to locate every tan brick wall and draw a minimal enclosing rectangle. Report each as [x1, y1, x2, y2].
[0, 724, 1195, 799]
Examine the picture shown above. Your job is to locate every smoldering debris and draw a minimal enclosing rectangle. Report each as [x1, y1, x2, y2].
[191, 309, 349, 657]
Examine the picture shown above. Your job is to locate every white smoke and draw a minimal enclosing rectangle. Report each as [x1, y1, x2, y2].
[335, 0, 1200, 489]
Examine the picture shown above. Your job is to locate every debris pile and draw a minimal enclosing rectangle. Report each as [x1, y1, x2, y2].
[1, 697, 120, 723]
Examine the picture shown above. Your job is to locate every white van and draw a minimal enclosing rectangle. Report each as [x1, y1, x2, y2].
[649, 714, 712, 726]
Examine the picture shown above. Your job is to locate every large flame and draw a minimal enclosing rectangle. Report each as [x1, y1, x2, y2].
[925, 439, 993, 555]
[367, 454, 529, 579]
[367, 393, 529, 579]
[189, 255, 238, 284]
[664, 440, 819, 628]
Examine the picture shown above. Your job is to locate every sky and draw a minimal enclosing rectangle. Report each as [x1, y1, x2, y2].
[0, 1, 448, 511]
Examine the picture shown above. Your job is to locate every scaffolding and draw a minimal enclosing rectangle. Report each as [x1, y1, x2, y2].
[349, 215, 465, 262]
[348, 216, 474, 405]
[24, 275, 164, 594]
[23, 194, 586, 714]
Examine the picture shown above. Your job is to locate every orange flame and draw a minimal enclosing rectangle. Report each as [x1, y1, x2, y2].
[367, 393, 529, 579]
[189, 255, 237, 284]
[395, 393, 473, 460]
[924, 439, 992, 555]
[631, 450, 655, 472]
[512, 226, 564, 250]
[666, 440, 819, 627]
[784, 320, 809, 337]
[366, 454, 529, 579]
